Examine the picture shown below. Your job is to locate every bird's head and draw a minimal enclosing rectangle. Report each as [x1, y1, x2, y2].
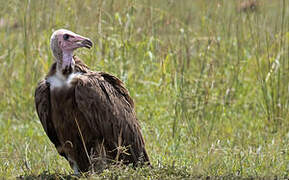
[50, 29, 93, 60]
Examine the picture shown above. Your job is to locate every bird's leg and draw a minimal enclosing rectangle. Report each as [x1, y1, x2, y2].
[68, 157, 80, 175]
[73, 163, 79, 175]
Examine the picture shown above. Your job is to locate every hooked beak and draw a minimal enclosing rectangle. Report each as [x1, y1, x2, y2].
[74, 35, 93, 49]
[80, 39, 93, 49]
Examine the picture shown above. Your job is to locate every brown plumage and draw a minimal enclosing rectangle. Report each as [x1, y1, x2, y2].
[35, 29, 150, 173]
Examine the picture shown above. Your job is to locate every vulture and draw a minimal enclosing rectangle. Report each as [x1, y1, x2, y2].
[35, 29, 150, 173]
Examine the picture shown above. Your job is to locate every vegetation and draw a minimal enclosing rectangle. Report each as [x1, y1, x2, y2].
[0, 0, 289, 179]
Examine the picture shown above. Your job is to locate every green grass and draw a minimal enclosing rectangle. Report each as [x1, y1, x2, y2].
[1, 0, 289, 179]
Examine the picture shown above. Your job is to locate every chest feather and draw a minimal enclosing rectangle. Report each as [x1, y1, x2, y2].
[47, 71, 81, 90]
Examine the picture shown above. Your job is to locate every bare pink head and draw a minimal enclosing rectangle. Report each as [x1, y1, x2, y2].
[50, 29, 93, 71]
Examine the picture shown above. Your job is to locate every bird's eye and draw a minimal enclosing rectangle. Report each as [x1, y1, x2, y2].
[63, 34, 69, 40]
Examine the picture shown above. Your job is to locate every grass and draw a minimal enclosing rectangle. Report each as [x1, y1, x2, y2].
[0, 0, 289, 179]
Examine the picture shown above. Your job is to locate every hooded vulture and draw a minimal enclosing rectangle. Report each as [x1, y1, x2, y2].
[35, 29, 150, 173]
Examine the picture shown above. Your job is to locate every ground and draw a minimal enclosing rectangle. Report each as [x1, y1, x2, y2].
[0, 0, 288, 179]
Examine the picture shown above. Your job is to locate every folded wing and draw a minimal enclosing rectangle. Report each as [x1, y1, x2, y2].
[74, 72, 150, 165]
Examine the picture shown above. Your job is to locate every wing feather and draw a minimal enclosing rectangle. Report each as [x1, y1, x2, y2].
[35, 80, 65, 157]
[74, 72, 149, 164]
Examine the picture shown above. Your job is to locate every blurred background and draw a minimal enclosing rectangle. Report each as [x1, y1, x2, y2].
[0, 0, 288, 178]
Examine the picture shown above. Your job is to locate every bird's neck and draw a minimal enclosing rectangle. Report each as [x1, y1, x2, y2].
[62, 50, 74, 68]
[57, 50, 75, 75]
